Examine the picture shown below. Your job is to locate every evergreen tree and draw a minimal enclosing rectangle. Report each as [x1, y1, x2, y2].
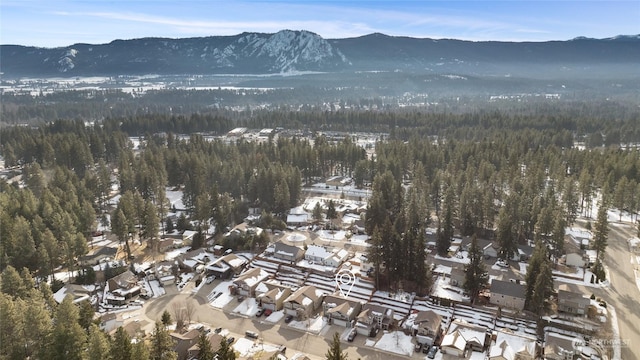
[87, 323, 111, 360]
[496, 206, 517, 261]
[524, 240, 551, 310]
[215, 337, 237, 360]
[111, 327, 133, 360]
[312, 202, 324, 223]
[593, 201, 609, 261]
[48, 295, 87, 360]
[196, 333, 215, 360]
[132, 341, 150, 360]
[529, 262, 554, 313]
[326, 200, 337, 221]
[325, 332, 348, 360]
[150, 322, 177, 360]
[463, 236, 488, 304]
[437, 186, 455, 256]
[161, 310, 172, 326]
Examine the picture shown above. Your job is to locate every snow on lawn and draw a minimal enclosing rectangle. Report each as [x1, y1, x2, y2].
[374, 331, 414, 356]
[349, 234, 370, 245]
[164, 246, 191, 260]
[233, 337, 284, 358]
[209, 281, 234, 308]
[264, 310, 285, 323]
[233, 297, 260, 316]
[288, 316, 327, 334]
[317, 230, 346, 241]
[165, 188, 186, 211]
[434, 254, 470, 265]
[431, 276, 469, 302]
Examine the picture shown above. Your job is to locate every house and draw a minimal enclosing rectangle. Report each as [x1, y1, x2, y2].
[106, 270, 141, 305]
[543, 332, 580, 360]
[287, 213, 309, 227]
[283, 285, 324, 319]
[170, 329, 201, 360]
[188, 333, 222, 360]
[441, 319, 489, 356]
[273, 241, 305, 263]
[490, 280, 526, 310]
[356, 254, 375, 277]
[53, 283, 94, 304]
[489, 329, 537, 360]
[322, 294, 362, 327]
[176, 248, 212, 272]
[233, 268, 271, 297]
[355, 303, 395, 336]
[78, 246, 117, 266]
[566, 228, 592, 249]
[412, 310, 442, 346]
[483, 243, 499, 258]
[324, 249, 351, 268]
[304, 245, 351, 267]
[460, 237, 492, 253]
[99, 313, 122, 333]
[557, 285, 590, 316]
[514, 245, 534, 262]
[584, 250, 597, 266]
[206, 254, 247, 279]
[256, 282, 292, 311]
[565, 252, 585, 268]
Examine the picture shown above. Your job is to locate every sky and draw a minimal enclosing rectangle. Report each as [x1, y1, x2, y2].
[1, 0, 639, 47]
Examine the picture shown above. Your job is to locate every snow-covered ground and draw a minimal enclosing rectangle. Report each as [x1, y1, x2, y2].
[373, 331, 415, 356]
[164, 246, 191, 260]
[434, 253, 470, 265]
[209, 281, 234, 308]
[165, 188, 186, 211]
[317, 230, 346, 241]
[431, 276, 470, 302]
[264, 310, 285, 323]
[232, 297, 260, 316]
[232, 337, 285, 358]
[288, 316, 327, 334]
[148, 280, 165, 297]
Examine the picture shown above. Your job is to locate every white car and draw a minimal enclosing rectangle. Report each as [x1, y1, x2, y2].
[206, 276, 215, 284]
[496, 259, 509, 268]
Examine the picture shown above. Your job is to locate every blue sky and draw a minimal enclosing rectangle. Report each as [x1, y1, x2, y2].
[1, 0, 638, 47]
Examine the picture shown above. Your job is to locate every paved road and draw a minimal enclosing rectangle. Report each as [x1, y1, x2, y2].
[142, 284, 413, 360]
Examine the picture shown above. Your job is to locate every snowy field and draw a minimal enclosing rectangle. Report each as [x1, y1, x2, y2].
[373, 331, 415, 356]
[288, 316, 327, 334]
[317, 230, 346, 241]
[232, 297, 260, 316]
[431, 276, 470, 302]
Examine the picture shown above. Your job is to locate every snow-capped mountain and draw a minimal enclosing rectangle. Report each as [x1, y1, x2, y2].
[1, 30, 638, 77]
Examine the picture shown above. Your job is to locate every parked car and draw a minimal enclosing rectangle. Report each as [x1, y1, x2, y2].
[263, 309, 272, 317]
[284, 315, 294, 323]
[226, 337, 235, 344]
[414, 342, 422, 352]
[255, 308, 264, 317]
[496, 259, 509, 268]
[422, 345, 431, 354]
[347, 330, 357, 342]
[206, 276, 215, 284]
[245, 331, 259, 339]
[427, 346, 438, 359]
[214, 327, 222, 334]
[237, 295, 245, 302]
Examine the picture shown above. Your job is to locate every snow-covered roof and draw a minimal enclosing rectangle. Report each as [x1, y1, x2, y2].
[235, 268, 270, 288]
[305, 245, 333, 260]
[490, 330, 536, 360]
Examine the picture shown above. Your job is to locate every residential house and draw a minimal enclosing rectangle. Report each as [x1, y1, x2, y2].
[324, 249, 351, 268]
[355, 303, 395, 336]
[544, 332, 580, 360]
[53, 283, 94, 304]
[233, 268, 271, 298]
[256, 282, 292, 311]
[188, 333, 222, 360]
[565, 253, 585, 268]
[566, 228, 592, 249]
[557, 285, 590, 316]
[514, 245, 534, 262]
[412, 310, 442, 346]
[490, 280, 526, 310]
[99, 313, 122, 333]
[305, 245, 351, 268]
[326, 176, 351, 187]
[322, 294, 363, 327]
[441, 319, 489, 356]
[489, 329, 537, 360]
[584, 250, 597, 266]
[79, 246, 117, 266]
[170, 329, 200, 360]
[287, 206, 309, 227]
[106, 270, 141, 305]
[629, 237, 640, 253]
[273, 241, 305, 263]
[206, 253, 247, 279]
[176, 248, 212, 272]
[483, 243, 500, 258]
[460, 237, 492, 253]
[283, 285, 324, 319]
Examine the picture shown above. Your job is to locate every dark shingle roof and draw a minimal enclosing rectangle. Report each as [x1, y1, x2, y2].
[490, 280, 526, 299]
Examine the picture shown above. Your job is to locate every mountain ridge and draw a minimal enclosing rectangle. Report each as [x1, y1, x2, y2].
[1, 30, 639, 78]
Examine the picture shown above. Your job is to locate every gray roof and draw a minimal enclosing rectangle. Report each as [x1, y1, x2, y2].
[490, 280, 526, 299]
[274, 241, 304, 257]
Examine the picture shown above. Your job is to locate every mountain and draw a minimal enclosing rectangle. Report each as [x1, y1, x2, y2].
[1, 30, 639, 78]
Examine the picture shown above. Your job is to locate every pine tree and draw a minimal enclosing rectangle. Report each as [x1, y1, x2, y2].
[87, 324, 111, 360]
[111, 327, 133, 360]
[150, 322, 177, 360]
[312, 202, 324, 223]
[196, 333, 215, 360]
[593, 201, 609, 261]
[529, 262, 554, 313]
[215, 337, 236, 360]
[325, 332, 348, 360]
[48, 295, 87, 360]
[161, 310, 172, 327]
[326, 200, 337, 221]
[496, 206, 517, 260]
[463, 236, 488, 304]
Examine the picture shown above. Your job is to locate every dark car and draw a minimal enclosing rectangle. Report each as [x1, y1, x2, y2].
[414, 342, 422, 352]
[284, 315, 294, 323]
[422, 345, 431, 354]
[427, 346, 438, 358]
[245, 331, 259, 339]
[347, 330, 356, 342]
[226, 337, 235, 344]
[263, 309, 272, 317]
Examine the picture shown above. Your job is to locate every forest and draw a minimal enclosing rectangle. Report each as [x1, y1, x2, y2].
[1, 98, 640, 359]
